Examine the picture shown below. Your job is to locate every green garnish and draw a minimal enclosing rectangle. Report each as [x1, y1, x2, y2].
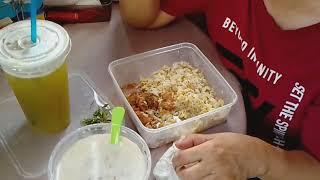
[81, 105, 112, 126]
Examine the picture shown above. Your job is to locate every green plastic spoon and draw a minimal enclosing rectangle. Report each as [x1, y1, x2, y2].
[110, 107, 125, 145]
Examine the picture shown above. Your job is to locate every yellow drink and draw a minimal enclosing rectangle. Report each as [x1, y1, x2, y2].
[0, 20, 72, 133]
[5, 62, 70, 133]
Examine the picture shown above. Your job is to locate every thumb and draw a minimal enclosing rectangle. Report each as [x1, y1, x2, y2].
[175, 134, 209, 150]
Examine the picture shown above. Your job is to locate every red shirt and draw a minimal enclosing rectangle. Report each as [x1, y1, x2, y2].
[162, 0, 320, 160]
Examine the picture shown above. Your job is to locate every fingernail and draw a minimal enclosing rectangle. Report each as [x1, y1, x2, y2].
[174, 136, 184, 144]
[174, 136, 185, 150]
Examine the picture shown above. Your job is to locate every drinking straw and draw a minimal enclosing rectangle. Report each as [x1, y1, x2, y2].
[110, 107, 125, 145]
[31, 0, 37, 43]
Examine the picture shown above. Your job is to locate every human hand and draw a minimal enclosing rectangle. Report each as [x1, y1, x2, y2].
[173, 133, 273, 180]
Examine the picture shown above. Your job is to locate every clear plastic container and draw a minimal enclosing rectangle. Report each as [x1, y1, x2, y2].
[108, 43, 238, 148]
[0, 73, 112, 180]
[48, 123, 152, 180]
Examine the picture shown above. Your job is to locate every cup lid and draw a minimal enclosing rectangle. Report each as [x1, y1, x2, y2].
[0, 20, 71, 78]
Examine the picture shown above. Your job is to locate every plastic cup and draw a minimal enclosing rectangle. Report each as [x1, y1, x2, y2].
[48, 123, 151, 180]
[0, 20, 71, 133]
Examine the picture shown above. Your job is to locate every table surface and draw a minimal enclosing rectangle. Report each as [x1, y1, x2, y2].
[0, 5, 246, 180]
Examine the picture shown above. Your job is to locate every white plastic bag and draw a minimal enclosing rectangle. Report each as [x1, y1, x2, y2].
[153, 145, 180, 180]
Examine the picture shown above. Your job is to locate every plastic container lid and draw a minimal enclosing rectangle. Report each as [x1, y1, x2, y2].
[48, 123, 152, 180]
[0, 20, 71, 78]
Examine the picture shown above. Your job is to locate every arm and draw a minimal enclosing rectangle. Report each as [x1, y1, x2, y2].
[147, 10, 175, 29]
[173, 133, 320, 180]
[264, 99, 320, 180]
[119, 0, 175, 28]
[120, 0, 210, 29]
[263, 148, 320, 180]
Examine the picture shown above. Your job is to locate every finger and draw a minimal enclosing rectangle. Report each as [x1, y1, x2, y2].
[175, 134, 209, 150]
[172, 146, 202, 168]
[176, 162, 209, 180]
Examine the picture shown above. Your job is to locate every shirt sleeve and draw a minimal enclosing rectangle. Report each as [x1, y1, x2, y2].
[161, 0, 210, 17]
[301, 97, 320, 160]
